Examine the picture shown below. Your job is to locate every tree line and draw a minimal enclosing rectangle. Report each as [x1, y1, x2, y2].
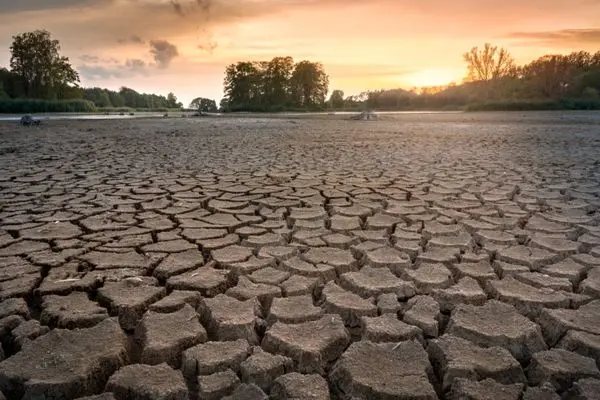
[327, 44, 600, 111]
[0, 30, 193, 113]
[221, 57, 329, 112]
[2, 29, 600, 113]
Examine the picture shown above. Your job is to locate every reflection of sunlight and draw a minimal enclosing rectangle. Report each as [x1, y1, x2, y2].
[403, 68, 460, 87]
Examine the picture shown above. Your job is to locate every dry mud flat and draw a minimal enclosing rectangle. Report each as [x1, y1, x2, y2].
[0, 112, 599, 399]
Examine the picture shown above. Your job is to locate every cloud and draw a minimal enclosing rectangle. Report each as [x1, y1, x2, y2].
[506, 29, 600, 47]
[171, 0, 185, 17]
[78, 58, 147, 80]
[149, 40, 180, 68]
[0, 0, 110, 13]
[117, 34, 145, 45]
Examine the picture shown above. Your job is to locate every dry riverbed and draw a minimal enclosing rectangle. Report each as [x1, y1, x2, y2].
[0, 113, 599, 399]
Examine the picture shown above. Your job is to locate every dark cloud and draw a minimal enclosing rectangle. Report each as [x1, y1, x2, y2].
[149, 40, 179, 68]
[78, 57, 147, 80]
[117, 34, 145, 45]
[125, 58, 146, 70]
[506, 29, 600, 47]
[171, 0, 185, 17]
[197, 0, 212, 13]
[170, 0, 212, 17]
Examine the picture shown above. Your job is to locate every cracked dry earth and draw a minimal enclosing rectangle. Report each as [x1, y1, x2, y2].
[0, 113, 600, 400]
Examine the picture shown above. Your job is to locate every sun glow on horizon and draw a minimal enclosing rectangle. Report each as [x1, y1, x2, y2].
[402, 68, 464, 88]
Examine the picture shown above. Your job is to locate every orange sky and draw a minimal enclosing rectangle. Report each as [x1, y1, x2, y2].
[0, 0, 599, 106]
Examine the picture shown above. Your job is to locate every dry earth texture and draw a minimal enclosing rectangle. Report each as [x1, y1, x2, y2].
[0, 112, 599, 400]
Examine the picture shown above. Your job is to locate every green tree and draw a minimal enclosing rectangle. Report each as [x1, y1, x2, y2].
[0, 82, 8, 99]
[290, 61, 329, 108]
[463, 43, 516, 82]
[167, 92, 183, 108]
[328, 89, 344, 109]
[224, 61, 263, 109]
[190, 97, 218, 112]
[9, 30, 79, 98]
[265, 57, 294, 106]
[582, 87, 599, 99]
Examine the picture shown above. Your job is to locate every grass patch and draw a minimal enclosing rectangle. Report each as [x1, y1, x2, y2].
[0, 99, 97, 113]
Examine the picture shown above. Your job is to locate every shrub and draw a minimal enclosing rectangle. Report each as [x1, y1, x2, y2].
[466, 98, 600, 111]
[0, 99, 97, 113]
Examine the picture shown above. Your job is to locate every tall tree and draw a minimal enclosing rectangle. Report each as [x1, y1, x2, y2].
[166, 92, 183, 108]
[190, 97, 218, 112]
[290, 61, 329, 107]
[328, 89, 345, 108]
[265, 57, 294, 106]
[9, 30, 79, 98]
[463, 43, 516, 82]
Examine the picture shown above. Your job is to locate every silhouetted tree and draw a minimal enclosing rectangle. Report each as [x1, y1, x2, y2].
[190, 97, 217, 112]
[289, 61, 329, 108]
[463, 43, 516, 82]
[328, 89, 345, 108]
[223, 57, 329, 111]
[10, 30, 79, 98]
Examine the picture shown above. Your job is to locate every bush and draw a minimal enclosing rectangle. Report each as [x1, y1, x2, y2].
[0, 99, 97, 113]
[97, 107, 135, 113]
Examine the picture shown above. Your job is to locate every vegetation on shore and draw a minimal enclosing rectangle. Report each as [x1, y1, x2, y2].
[0, 30, 191, 114]
[221, 44, 600, 112]
[1, 30, 600, 114]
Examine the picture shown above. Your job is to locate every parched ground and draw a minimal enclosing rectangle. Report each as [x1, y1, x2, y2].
[0, 112, 600, 400]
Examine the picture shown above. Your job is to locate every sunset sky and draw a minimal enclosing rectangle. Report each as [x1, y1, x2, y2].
[0, 0, 599, 106]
